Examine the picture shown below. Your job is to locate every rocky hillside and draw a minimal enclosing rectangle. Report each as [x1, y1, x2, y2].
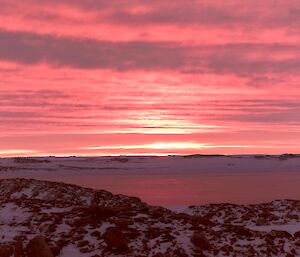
[0, 178, 300, 257]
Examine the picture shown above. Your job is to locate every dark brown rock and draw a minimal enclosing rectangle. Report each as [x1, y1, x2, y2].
[267, 230, 292, 239]
[256, 218, 266, 225]
[145, 227, 162, 239]
[49, 245, 61, 257]
[79, 247, 90, 253]
[14, 237, 23, 257]
[126, 228, 140, 239]
[191, 231, 211, 250]
[113, 218, 132, 229]
[26, 236, 54, 257]
[295, 240, 300, 247]
[286, 254, 295, 257]
[192, 216, 214, 226]
[56, 239, 69, 248]
[90, 231, 101, 238]
[77, 240, 89, 248]
[221, 245, 234, 254]
[0, 245, 13, 257]
[103, 227, 129, 252]
[287, 213, 298, 220]
[294, 231, 300, 238]
[232, 226, 253, 237]
[81, 205, 118, 220]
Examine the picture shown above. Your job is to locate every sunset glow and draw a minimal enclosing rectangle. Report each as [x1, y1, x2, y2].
[1, 0, 300, 156]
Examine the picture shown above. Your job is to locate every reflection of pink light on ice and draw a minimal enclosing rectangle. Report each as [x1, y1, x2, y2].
[33, 172, 300, 206]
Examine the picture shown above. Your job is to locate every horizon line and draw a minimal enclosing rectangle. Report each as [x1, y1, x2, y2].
[1, 153, 300, 159]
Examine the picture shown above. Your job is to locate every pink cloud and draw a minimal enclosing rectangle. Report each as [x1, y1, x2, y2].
[0, 1, 299, 156]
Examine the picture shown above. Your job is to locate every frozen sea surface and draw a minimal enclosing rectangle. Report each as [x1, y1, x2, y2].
[0, 155, 300, 206]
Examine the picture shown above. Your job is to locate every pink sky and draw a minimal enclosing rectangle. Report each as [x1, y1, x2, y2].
[1, 0, 300, 156]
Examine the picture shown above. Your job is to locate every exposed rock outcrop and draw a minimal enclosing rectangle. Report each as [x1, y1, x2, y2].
[0, 178, 300, 257]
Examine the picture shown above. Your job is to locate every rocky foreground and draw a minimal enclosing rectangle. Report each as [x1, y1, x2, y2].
[0, 179, 300, 256]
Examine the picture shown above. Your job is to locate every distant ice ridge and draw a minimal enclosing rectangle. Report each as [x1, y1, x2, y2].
[0, 154, 300, 175]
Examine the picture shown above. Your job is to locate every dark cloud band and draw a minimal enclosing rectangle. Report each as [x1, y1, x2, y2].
[1, 30, 300, 78]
